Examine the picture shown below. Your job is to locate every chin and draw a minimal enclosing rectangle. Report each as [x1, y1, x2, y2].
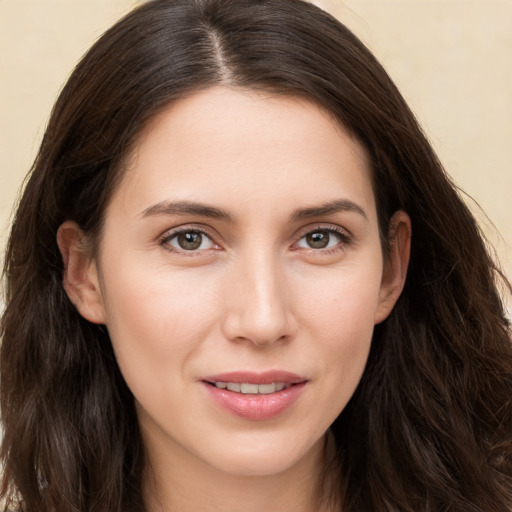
[201, 431, 325, 478]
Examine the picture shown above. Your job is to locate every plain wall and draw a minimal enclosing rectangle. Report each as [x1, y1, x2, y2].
[1, 0, 511, 302]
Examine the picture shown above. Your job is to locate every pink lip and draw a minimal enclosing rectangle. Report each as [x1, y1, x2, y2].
[201, 371, 308, 421]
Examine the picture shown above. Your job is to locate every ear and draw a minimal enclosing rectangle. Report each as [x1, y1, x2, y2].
[374, 210, 411, 324]
[57, 221, 107, 324]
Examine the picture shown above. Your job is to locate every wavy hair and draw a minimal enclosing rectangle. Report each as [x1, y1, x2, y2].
[2, 0, 511, 510]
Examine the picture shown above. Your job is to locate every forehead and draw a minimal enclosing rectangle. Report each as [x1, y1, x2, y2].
[111, 87, 376, 222]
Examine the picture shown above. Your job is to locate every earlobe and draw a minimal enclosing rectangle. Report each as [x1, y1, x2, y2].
[57, 221, 107, 324]
[375, 211, 411, 324]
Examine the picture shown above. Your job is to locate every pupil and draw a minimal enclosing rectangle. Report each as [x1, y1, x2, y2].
[307, 231, 329, 249]
[178, 232, 202, 250]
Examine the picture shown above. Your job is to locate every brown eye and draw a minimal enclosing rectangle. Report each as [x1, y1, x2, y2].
[296, 228, 345, 250]
[166, 230, 214, 251]
[177, 232, 202, 250]
[306, 231, 330, 248]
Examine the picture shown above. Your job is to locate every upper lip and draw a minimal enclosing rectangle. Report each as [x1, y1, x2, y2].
[201, 371, 307, 385]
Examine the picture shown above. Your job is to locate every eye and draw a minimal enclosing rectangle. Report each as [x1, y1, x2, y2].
[296, 228, 347, 250]
[164, 230, 215, 252]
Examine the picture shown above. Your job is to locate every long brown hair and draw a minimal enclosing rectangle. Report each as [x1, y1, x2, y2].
[2, 1, 511, 510]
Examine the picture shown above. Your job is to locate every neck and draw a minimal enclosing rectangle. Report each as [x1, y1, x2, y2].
[142, 428, 339, 512]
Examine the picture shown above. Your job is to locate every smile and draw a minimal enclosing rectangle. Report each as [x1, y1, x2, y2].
[212, 382, 293, 394]
[202, 371, 308, 420]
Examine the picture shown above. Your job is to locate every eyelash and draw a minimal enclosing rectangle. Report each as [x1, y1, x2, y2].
[158, 224, 352, 255]
[294, 225, 352, 255]
[159, 225, 219, 256]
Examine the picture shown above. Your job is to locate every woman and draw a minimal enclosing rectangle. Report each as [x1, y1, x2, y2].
[1, 0, 511, 511]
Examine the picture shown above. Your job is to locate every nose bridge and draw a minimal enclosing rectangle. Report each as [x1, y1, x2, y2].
[222, 245, 294, 345]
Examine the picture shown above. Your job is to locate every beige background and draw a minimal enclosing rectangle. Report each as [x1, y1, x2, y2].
[1, 1, 511, 306]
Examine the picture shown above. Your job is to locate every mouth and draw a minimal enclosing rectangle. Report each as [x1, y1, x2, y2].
[201, 371, 308, 420]
[207, 381, 295, 394]
[202, 370, 307, 392]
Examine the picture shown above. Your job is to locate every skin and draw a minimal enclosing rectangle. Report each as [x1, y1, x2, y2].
[58, 87, 411, 512]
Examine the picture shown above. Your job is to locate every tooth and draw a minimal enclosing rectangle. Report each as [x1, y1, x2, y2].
[258, 383, 276, 394]
[219, 381, 293, 394]
[240, 383, 259, 394]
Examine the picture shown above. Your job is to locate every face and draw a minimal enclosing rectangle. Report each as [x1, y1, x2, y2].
[60, 87, 409, 479]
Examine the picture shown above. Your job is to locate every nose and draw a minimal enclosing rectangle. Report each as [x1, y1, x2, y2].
[221, 251, 297, 347]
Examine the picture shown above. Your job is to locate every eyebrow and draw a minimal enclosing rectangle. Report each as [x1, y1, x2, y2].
[140, 198, 368, 223]
[290, 199, 368, 222]
[141, 201, 235, 222]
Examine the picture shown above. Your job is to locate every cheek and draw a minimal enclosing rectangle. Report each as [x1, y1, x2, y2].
[296, 254, 383, 338]
[295, 258, 382, 399]
[312, 289, 376, 381]
[99, 258, 222, 392]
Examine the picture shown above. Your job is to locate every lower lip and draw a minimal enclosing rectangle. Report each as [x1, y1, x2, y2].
[203, 382, 307, 420]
